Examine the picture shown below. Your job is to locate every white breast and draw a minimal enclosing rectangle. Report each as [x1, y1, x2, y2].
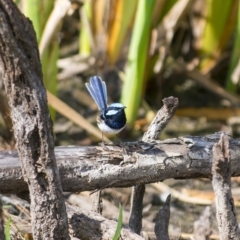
[97, 121, 125, 134]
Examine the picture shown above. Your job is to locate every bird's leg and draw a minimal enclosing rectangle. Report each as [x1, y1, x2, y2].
[102, 131, 104, 145]
[116, 134, 127, 155]
[100, 131, 106, 149]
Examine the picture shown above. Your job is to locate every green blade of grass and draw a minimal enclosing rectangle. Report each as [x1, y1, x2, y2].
[22, 0, 41, 41]
[121, 0, 156, 126]
[226, 0, 240, 92]
[79, 0, 92, 56]
[42, 40, 59, 120]
[23, 0, 57, 121]
[112, 203, 123, 240]
[39, 1, 55, 38]
[200, 0, 234, 71]
[202, 0, 232, 53]
[4, 217, 11, 240]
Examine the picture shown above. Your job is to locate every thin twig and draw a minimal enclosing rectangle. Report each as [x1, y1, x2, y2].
[92, 191, 102, 214]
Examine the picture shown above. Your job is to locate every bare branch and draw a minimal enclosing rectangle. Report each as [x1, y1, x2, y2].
[154, 194, 171, 240]
[92, 191, 103, 214]
[212, 133, 240, 240]
[129, 184, 145, 234]
[142, 97, 179, 142]
[193, 206, 212, 240]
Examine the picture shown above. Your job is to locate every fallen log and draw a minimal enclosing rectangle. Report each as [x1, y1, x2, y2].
[0, 132, 240, 194]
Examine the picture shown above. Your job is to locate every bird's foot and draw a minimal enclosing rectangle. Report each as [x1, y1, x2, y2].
[99, 141, 109, 151]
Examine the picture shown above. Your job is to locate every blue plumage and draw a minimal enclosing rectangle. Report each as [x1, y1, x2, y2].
[85, 76, 107, 111]
[86, 76, 127, 135]
[101, 105, 126, 130]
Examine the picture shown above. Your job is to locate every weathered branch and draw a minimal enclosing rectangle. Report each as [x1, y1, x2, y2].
[193, 206, 212, 240]
[212, 134, 240, 240]
[92, 191, 102, 214]
[154, 194, 171, 240]
[129, 184, 145, 234]
[1, 133, 240, 194]
[1, 194, 145, 240]
[142, 97, 179, 141]
[129, 96, 178, 234]
[67, 203, 144, 240]
[0, 0, 69, 239]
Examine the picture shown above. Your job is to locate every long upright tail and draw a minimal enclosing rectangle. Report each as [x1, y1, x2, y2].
[85, 76, 108, 111]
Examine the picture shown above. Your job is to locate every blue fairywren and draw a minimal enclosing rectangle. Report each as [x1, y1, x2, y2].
[86, 76, 127, 140]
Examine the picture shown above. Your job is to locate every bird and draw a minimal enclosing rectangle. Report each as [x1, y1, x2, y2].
[85, 76, 127, 142]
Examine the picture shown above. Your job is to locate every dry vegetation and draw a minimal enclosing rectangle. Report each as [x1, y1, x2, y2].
[1, 0, 240, 239]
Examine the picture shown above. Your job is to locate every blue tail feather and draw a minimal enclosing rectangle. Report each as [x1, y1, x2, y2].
[86, 76, 107, 111]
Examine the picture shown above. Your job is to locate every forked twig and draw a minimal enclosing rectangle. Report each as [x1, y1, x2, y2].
[129, 97, 178, 235]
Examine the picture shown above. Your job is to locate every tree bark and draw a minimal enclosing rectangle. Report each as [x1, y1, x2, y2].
[1, 133, 240, 194]
[0, 0, 69, 239]
[212, 134, 240, 240]
[67, 203, 144, 240]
